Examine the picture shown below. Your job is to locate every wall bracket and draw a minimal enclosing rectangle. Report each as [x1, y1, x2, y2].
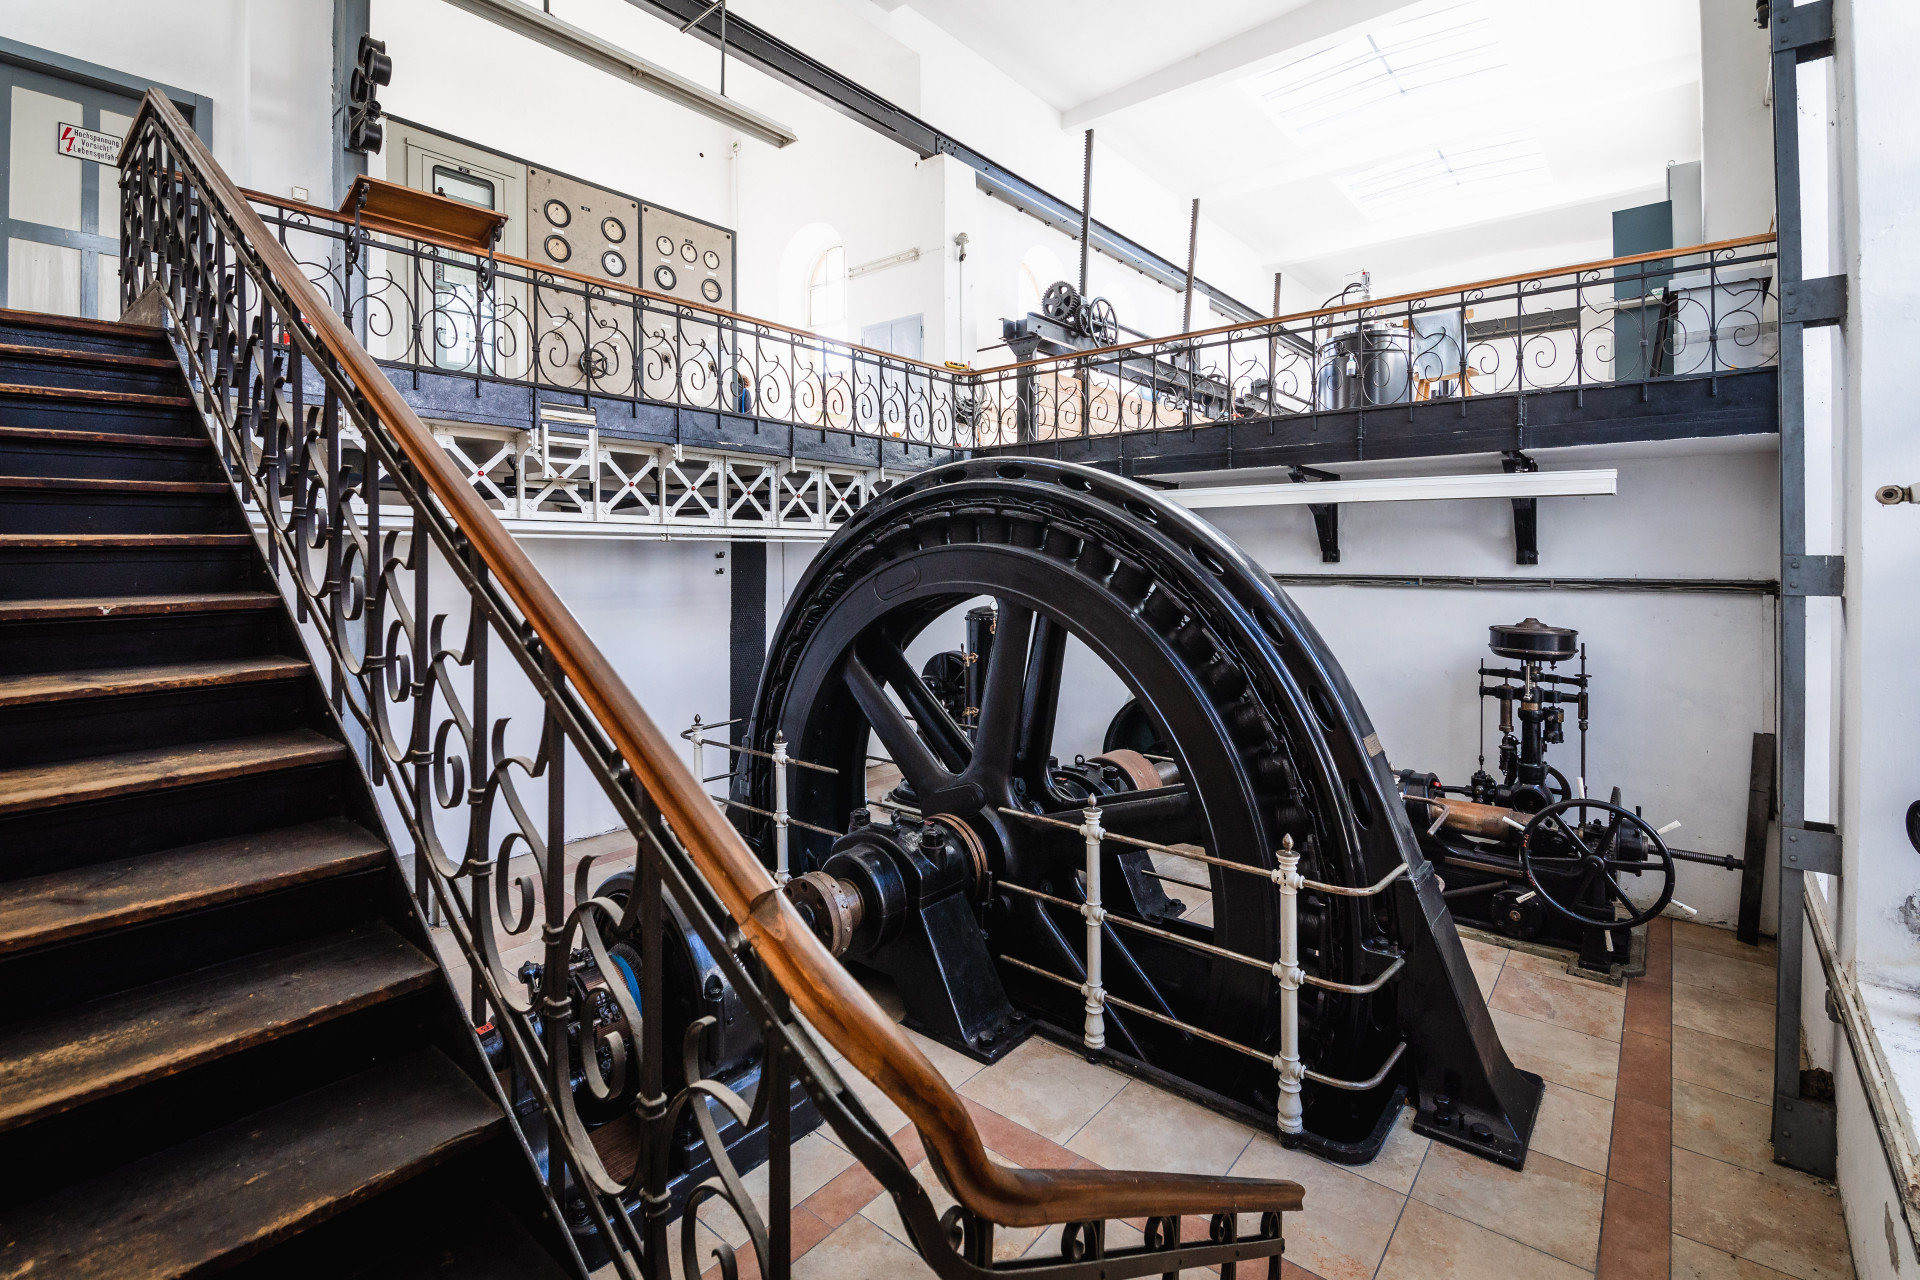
[1289, 465, 1340, 562]
[1503, 451, 1540, 565]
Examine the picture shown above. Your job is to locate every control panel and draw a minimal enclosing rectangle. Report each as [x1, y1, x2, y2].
[527, 166, 641, 287]
[640, 203, 735, 310]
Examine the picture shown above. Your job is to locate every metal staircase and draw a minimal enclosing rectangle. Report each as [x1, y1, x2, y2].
[0, 306, 573, 1279]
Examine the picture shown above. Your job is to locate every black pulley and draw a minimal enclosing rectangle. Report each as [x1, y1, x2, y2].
[1488, 617, 1577, 663]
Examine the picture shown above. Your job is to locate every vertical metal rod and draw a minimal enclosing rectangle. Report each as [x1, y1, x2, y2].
[1266, 272, 1282, 411]
[1081, 798, 1106, 1056]
[1181, 199, 1200, 334]
[1078, 129, 1094, 298]
[767, 986, 792, 1280]
[719, 0, 728, 97]
[773, 731, 791, 882]
[1275, 835, 1303, 1136]
[689, 713, 705, 797]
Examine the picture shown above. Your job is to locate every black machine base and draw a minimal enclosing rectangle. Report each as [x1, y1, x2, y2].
[1412, 1068, 1544, 1171]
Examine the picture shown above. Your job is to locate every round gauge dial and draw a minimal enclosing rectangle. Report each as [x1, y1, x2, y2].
[679, 240, 698, 263]
[602, 250, 627, 277]
[700, 278, 723, 304]
[601, 216, 627, 243]
[542, 199, 571, 227]
[543, 234, 572, 263]
[703, 249, 721, 270]
[653, 264, 678, 291]
[655, 234, 675, 257]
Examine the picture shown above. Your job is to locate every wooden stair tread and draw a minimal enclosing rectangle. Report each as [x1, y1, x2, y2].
[0, 306, 163, 342]
[0, 729, 349, 816]
[0, 591, 280, 621]
[0, 424, 209, 450]
[0, 532, 251, 547]
[0, 342, 176, 369]
[0, 475, 228, 494]
[0, 655, 309, 708]
[0, 382, 192, 408]
[0, 1049, 504, 1280]
[0, 923, 437, 1132]
[0, 818, 387, 955]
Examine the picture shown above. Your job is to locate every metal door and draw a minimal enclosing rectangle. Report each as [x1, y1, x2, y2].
[0, 61, 141, 318]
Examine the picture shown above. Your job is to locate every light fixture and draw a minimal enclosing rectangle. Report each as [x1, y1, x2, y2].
[440, 0, 797, 148]
[1168, 468, 1617, 511]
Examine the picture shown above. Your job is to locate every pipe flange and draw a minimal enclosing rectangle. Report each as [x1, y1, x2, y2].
[787, 870, 864, 956]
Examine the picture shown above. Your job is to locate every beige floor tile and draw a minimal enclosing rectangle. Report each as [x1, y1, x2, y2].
[1673, 920, 1778, 965]
[1673, 1079, 1795, 1182]
[1675, 946, 1777, 1006]
[822, 1060, 908, 1140]
[700, 1131, 856, 1247]
[1065, 1079, 1256, 1175]
[653, 1216, 732, 1280]
[1489, 1008, 1619, 1100]
[1352, 1106, 1430, 1196]
[1489, 951, 1626, 1041]
[1674, 983, 1774, 1050]
[1376, 1197, 1590, 1280]
[1673, 1025, 1774, 1106]
[956, 1036, 1127, 1144]
[791, 1212, 934, 1280]
[1228, 1134, 1408, 1280]
[903, 1026, 987, 1088]
[1673, 1232, 1804, 1278]
[859, 1154, 1047, 1262]
[1459, 936, 1509, 1000]
[1529, 1081, 1613, 1175]
[1671, 1148, 1854, 1280]
[1409, 1141, 1605, 1269]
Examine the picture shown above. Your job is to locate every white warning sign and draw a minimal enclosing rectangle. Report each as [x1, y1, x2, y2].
[56, 122, 122, 165]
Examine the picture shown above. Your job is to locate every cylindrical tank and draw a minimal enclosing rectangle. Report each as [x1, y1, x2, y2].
[1315, 324, 1411, 409]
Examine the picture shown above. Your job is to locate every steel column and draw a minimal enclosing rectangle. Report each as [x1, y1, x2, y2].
[1768, 0, 1840, 1179]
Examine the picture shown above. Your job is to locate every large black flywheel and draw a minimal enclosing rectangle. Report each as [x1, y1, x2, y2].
[740, 459, 1541, 1167]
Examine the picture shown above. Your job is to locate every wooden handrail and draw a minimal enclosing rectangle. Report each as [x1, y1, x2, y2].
[130, 90, 1301, 1229]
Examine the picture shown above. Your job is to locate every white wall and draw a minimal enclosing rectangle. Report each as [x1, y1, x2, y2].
[1698, 0, 1776, 243]
[0, 0, 335, 198]
[1185, 440, 1782, 927]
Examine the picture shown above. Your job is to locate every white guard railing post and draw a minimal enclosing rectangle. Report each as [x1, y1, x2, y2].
[772, 731, 792, 883]
[688, 714, 706, 805]
[1274, 834, 1305, 1135]
[1081, 798, 1107, 1056]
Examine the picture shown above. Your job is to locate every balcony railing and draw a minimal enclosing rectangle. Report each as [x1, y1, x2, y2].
[246, 192, 975, 451]
[246, 190, 1777, 468]
[970, 235, 1778, 446]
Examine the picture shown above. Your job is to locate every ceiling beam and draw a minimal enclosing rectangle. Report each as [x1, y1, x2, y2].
[1061, 0, 1412, 128]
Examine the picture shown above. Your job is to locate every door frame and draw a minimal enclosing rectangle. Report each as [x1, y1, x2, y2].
[0, 36, 212, 315]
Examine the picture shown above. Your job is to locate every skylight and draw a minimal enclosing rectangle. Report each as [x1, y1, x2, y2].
[1335, 134, 1552, 220]
[1245, 1, 1507, 140]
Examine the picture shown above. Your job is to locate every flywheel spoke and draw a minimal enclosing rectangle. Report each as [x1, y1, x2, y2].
[864, 637, 971, 772]
[844, 650, 955, 799]
[1014, 615, 1068, 786]
[967, 601, 1034, 784]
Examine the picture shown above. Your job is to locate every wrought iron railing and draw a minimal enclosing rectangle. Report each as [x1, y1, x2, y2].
[245, 191, 975, 451]
[971, 235, 1779, 445]
[118, 89, 1302, 1280]
[241, 187, 1778, 467]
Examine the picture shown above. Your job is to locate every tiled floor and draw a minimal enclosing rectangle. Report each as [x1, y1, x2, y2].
[424, 842, 1858, 1279]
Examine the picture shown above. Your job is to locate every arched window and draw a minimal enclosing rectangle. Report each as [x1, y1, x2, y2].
[808, 243, 847, 334]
